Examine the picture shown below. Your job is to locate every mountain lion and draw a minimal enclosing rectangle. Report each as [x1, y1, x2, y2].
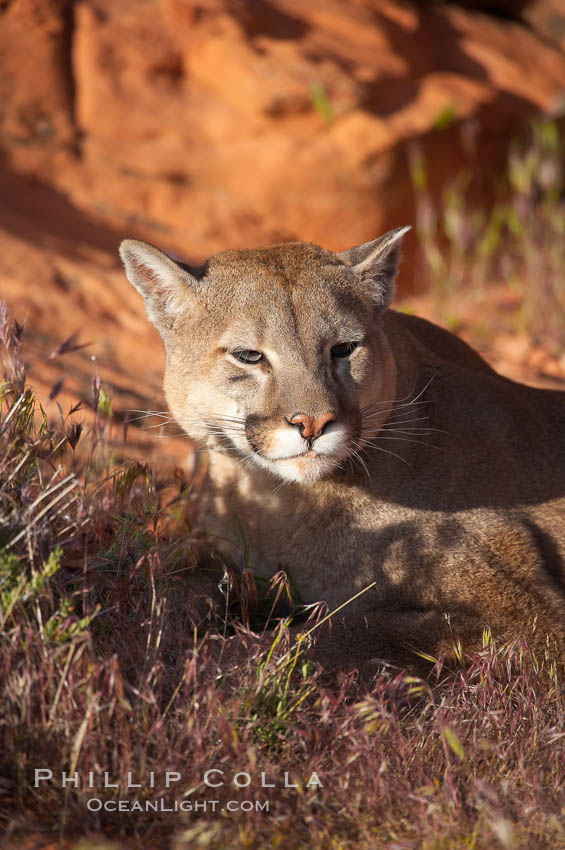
[120, 228, 565, 672]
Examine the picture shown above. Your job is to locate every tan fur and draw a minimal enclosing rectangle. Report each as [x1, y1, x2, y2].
[120, 231, 565, 673]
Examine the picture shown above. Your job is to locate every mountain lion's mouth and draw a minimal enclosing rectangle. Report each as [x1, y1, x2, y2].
[256, 448, 348, 484]
[248, 424, 354, 482]
[275, 449, 320, 460]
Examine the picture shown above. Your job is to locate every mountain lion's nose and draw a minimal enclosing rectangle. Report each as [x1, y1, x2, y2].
[289, 411, 336, 439]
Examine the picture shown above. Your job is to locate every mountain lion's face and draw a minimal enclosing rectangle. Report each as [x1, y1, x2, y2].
[120, 229, 409, 483]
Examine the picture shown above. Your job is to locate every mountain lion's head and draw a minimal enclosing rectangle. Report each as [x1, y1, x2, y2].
[120, 228, 410, 483]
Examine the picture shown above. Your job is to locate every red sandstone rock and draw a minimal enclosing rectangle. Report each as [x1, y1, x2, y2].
[3, 0, 565, 266]
[0, 0, 74, 153]
[523, 0, 565, 53]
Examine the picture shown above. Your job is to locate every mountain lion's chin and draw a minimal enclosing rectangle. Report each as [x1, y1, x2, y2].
[254, 452, 341, 484]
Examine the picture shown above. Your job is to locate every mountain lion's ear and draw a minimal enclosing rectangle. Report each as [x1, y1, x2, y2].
[119, 239, 197, 334]
[337, 225, 411, 307]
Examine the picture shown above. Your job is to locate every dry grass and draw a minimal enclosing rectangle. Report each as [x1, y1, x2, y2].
[411, 118, 565, 357]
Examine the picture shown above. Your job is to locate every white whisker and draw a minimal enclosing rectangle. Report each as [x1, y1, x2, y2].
[360, 435, 441, 450]
[370, 443, 411, 466]
[378, 416, 432, 428]
[349, 447, 371, 481]
[361, 400, 431, 419]
[361, 373, 437, 421]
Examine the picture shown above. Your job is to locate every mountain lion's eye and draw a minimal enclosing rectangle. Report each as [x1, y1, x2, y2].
[232, 349, 264, 364]
[331, 341, 359, 358]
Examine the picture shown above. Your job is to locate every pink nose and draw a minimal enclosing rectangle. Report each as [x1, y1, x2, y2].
[289, 411, 336, 439]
